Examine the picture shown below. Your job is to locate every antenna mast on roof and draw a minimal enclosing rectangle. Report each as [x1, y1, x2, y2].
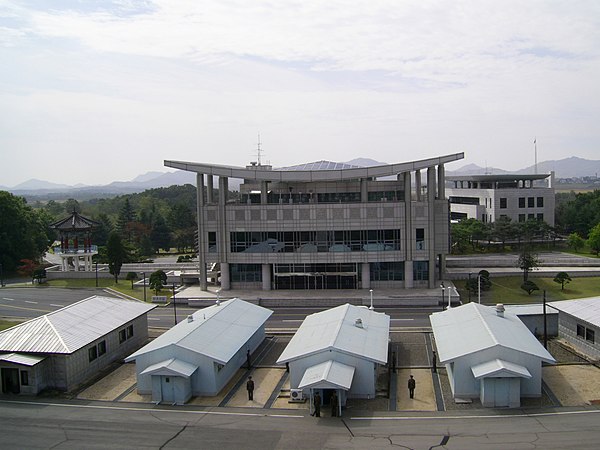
[256, 133, 263, 166]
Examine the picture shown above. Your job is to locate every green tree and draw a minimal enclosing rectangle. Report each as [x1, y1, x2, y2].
[106, 231, 126, 283]
[149, 269, 167, 295]
[567, 232, 585, 252]
[521, 280, 539, 295]
[117, 198, 136, 242]
[150, 214, 172, 252]
[553, 271, 572, 290]
[45, 200, 64, 218]
[63, 198, 81, 214]
[492, 216, 514, 250]
[587, 223, 600, 256]
[516, 251, 540, 282]
[92, 213, 113, 247]
[126, 271, 139, 289]
[32, 267, 47, 284]
[0, 191, 53, 271]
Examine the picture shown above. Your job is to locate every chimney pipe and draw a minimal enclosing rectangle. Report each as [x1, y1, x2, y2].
[495, 303, 505, 317]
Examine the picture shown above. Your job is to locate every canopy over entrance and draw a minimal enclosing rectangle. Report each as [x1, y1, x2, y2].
[298, 360, 355, 391]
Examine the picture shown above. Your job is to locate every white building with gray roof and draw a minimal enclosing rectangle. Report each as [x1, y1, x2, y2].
[550, 297, 600, 360]
[125, 298, 272, 404]
[277, 303, 390, 413]
[0, 296, 155, 395]
[430, 302, 555, 408]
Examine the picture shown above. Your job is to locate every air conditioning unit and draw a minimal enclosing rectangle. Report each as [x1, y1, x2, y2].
[289, 388, 304, 402]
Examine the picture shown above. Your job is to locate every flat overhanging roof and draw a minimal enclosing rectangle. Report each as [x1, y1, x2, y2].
[164, 153, 464, 182]
[447, 174, 550, 182]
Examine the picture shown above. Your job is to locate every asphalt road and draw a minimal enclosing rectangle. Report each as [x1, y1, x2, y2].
[0, 288, 436, 330]
[1, 399, 599, 449]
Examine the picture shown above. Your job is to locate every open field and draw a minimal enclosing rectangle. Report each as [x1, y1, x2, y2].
[454, 275, 600, 304]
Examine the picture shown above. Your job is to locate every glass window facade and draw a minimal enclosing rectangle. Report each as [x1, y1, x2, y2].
[230, 229, 401, 253]
[413, 261, 429, 281]
[231, 264, 262, 282]
[370, 262, 405, 281]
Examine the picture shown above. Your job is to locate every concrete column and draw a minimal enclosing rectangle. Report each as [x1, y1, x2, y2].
[415, 170, 422, 201]
[360, 178, 368, 202]
[437, 164, 445, 199]
[404, 171, 412, 261]
[217, 176, 228, 268]
[196, 174, 207, 291]
[404, 261, 413, 288]
[220, 262, 230, 290]
[260, 181, 268, 204]
[262, 264, 271, 290]
[427, 167, 436, 288]
[361, 263, 370, 290]
[206, 175, 214, 204]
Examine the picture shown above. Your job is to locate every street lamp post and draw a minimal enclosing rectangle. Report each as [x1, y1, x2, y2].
[440, 282, 445, 308]
[478, 274, 482, 304]
[142, 272, 146, 302]
[172, 283, 177, 325]
[468, 272, 472, 303]
[369, 289, 374, 310]
[95, 260, 98, 287]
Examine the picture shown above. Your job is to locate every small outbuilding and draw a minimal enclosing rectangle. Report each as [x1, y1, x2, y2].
[430, 303, 555, 408]
[550, 297, 600, 360]
[277, 303, 390, 415]
[125, 298, 272, 405]
[0, 296, 155, 395]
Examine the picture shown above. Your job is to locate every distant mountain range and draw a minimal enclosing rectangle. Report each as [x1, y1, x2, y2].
[3, 156, 598, 199]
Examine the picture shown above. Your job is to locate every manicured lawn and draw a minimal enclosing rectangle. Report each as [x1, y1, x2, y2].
[0, 319, 22, 331]
[455, 276, 600, 305]
[46, 279, 151, 302]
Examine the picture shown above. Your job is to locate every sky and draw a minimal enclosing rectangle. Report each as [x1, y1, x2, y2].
[1, 0, 600, 187]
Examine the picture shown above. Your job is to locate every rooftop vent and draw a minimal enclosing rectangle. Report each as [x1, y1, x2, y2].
[495, 303, 505, 317]
[355, 318, 363, 328]
[187, 315, 194, 323]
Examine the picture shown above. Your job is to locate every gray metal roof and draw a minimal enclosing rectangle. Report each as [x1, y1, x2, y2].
[298, 360, 355, 390]
[430, 303, 555, 364]
[165, 153, 464, 182]
[140, 358, 197, 378]
[0, 353, 46, 366]
[276, 304, 390, 364]
[277, 160, 362, 171]
[126, 298, 272, 365]
[471, 358, 532, 379]
[503, 304, 558, 316]
[549, 297, 600, 327]
[0, 296, 156, 354]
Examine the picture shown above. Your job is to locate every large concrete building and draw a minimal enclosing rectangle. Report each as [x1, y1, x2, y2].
[446, 173, 555, 226]
[165, 153, 463, 291]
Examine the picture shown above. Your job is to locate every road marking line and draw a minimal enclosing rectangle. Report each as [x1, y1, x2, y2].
[2, 298, 15, 301]
[148, 318, 161, 321]
[50, 304, 64, 307]
[0, 399, 304, 419]
[391, 318, 415, 321]
[282, 319, 304, 322]
[24, 301, 38, 304]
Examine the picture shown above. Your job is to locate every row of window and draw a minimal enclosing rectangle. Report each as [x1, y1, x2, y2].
[228, 230, 404, 253]
[576, 324, 595, 343]
[229, 261, 430, 283]
[502, 196, 545, 209]
[241, 190, 406, 204]
[88, 325, 134, 363]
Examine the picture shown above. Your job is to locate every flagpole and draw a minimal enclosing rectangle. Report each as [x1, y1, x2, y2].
[534, 138, 537, 174]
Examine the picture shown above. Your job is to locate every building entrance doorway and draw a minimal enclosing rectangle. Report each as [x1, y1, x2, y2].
[1, 368, 20, 394]
[273, 263, 358, 290]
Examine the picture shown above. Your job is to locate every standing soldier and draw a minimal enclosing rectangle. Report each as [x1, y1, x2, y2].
[246, 376, 255, 401]
[408, 375, 416, 399]
[313, 392, 321, 417]
[331, 391, 339, 417]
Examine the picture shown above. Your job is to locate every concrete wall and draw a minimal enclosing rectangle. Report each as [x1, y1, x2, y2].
[289, 351, 377, 399]
[447, 347, 545, 399]
[558, 313, 600, 360]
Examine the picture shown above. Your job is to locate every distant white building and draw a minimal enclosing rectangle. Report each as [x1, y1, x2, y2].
[126, 298, 272, 405]
[430, 303, 555, 408]
[277, 304, 390, 414]
[446, 173, 555, 225]
[550, 297, 600, 360]
[0, 296, 155, 395]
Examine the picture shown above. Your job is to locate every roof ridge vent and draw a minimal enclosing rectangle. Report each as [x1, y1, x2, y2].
[355, 318, 363, 328]
[496, 303, 505, 317]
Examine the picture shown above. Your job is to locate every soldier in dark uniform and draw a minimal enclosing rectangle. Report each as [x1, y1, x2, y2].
[408, 375, 416, 399]
[246, 376, 255, 400]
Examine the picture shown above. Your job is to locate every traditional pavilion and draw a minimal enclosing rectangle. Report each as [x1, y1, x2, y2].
[50, 210, 99, 271]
